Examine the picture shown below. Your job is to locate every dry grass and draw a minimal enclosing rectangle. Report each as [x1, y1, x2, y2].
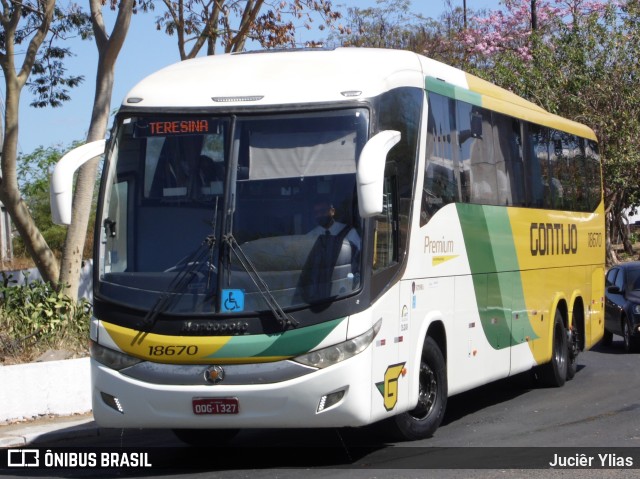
[0, 333, 89, 365]
[0, 256, 36, 272]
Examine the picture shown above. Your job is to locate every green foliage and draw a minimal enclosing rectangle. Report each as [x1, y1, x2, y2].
[26, 3, 92, 108]
[0, 272, 91, 360]
[332, 0, 424, 49]
[464, 1, 640, 257]
[15, 145, 67, 255]
[15, 141, 97, 258]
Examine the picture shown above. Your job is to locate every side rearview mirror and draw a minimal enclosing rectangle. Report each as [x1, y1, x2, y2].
[50, 140, 106, 225]
[607, 285, 622, 295]
[356, 130, 401, 218]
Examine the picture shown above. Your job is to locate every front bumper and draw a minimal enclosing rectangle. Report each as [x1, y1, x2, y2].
[91, 348, 374, 429]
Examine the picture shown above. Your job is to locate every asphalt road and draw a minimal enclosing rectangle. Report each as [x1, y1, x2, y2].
[3, 336, 640, 479]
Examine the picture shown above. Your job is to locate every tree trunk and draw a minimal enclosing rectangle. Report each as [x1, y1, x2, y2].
[58, 0, 133, 300]
[58, 67, 112, 297]
[606, 236, 618, 267]
[0, 82, 58, 284]
[0, 0, 59, 284]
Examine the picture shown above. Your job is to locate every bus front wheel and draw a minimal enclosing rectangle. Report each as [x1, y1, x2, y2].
[384, 336, 447, 441]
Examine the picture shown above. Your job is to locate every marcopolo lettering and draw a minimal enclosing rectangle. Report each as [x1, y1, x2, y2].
[181, 320, 249, 335]
[530, 223, 578, 256]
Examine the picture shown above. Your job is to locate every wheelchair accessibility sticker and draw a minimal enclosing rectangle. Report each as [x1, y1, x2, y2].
[221, 289, 245, 312]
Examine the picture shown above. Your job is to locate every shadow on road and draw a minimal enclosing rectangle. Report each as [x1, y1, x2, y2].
[589, 336, 632, 355]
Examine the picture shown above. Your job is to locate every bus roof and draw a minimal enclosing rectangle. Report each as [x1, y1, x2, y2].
[122, 48, 425, 108]
[122, 47, 597, 141]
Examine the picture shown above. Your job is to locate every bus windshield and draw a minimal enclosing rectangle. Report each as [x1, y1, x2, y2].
[97, 109, 369, 316]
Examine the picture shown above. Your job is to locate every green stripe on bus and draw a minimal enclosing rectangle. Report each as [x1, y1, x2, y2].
[206, 317, 345, 359]
[425, 76, 482, 106]
[259, 317, 345, 357]
[457, 204, 537, 349]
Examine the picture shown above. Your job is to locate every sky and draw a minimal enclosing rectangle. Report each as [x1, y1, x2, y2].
[13, 0, 503, 155]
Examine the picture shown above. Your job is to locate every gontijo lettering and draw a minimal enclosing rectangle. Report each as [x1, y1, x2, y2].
[530, 223, 578, 256]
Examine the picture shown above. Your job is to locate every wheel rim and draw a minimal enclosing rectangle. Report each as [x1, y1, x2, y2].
[409, 359, 437, 420]
[554, 323, 566, 369]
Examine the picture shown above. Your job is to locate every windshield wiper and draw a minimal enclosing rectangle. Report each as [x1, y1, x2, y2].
[134, 200, 220, 340]
[134, 234, 217, 339]
[222, 233, 298, 330]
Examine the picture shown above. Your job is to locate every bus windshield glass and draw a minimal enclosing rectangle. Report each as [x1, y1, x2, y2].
[97, 109, 369, 316]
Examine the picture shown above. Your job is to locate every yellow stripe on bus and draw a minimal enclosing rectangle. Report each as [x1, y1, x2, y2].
[465, 74, 597, 141]
[103, 322, 232, 364]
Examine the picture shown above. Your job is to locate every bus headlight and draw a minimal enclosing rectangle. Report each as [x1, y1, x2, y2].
[90, 341, 143, 371]
[294, 319, 381, 369]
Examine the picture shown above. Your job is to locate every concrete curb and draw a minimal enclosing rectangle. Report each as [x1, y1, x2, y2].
[0, 415, 97, 448]
[0, 357, 91, 423]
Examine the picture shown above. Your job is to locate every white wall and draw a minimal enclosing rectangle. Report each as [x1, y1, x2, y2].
[3, 260, 93, 302]
[0, 358, 91, 422]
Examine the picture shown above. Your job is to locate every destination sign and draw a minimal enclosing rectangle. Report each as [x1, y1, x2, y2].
[134, 119, 211, 137]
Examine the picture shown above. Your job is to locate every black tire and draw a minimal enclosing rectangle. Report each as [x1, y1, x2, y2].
[172, 428, 239, 446]
[538, 310, 568, 387]
[601, 328, 613, 346]
[383, 336, 447, 441]
[566, 324, 578, 381]
[621, 318, 640, 353]
[622, 318, 632, 353]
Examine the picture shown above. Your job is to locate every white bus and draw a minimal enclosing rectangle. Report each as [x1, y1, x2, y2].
[51, 47, 605, 444]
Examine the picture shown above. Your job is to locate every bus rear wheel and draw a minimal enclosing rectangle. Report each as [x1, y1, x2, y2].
[566, 324, 578, 381]
[172, 428, 239, 446]
[537, 310, 568, 387]
[384, 336, 447, 441]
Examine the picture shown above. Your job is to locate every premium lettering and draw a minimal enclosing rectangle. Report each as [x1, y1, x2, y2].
[530, 223, 577, 256]
[424, 236, 454, 254]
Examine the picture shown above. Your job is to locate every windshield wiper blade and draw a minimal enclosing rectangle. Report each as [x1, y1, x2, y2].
[134, 234, 216, 341]
[223, 233, 298, 330]
[135, 199, 221, 340]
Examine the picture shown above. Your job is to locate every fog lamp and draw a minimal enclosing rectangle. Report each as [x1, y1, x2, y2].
[101, 392, 124, 414]
[317, 388, 347, 413]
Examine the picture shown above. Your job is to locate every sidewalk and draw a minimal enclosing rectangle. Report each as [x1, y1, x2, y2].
[0, 413, 98, 448]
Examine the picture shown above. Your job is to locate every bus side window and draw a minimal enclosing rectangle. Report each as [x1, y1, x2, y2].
[574, 140, 589, 212]
[457, 102, 496, 205]
[373, 176, 397, 271]
[547, 131, 564, 209]
[585, 140, 602, 211]
[493, 113, 525, 206]
[378, 87, 422, 255]
[421, 93, 458, 226]
[551, 131, 581, 211]
[524, 124, 546, 208]
[103, 180, 128, 273]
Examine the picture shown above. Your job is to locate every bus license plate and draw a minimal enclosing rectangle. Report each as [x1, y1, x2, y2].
[192, 397, 239, 415]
